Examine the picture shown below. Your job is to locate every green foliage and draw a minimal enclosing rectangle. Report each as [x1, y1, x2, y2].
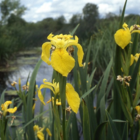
[1, 0, 140, 140]
[0, 0, 26, 24]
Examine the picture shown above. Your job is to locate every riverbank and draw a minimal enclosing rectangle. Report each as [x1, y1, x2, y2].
[0, 47, 53, 93]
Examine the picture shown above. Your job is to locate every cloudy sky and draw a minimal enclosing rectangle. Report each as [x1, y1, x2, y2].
[20, 0, 140, 23]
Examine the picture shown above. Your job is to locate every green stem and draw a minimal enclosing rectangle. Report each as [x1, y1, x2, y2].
[131, 109, 135, 140]
[58, 73, 66, 140]
[62, 109, 66, 140]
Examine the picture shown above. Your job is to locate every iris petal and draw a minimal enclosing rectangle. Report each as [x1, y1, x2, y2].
[37, 131, 44, 140]
[7, 107, 17, 114]
[41, 42, 52, 65]
[131, 30, 140, 34]
[65, 41, 84, 67]
[114, 29, 131, 49]
[135, 106, 140, 114]
[38, 84, 55, 105]
[51, 49, 75, 77]
[66, 83, 80, 113]
[130, 54, 134, 66]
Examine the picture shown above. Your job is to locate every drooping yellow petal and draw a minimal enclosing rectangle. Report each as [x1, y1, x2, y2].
[32, 103, 36, 111]
[7, 107, 17, 114]
[38, 83, 56, 105]
[76, 43, 84, 67]
[114, 29, 131, 49]
[37, 131, 44, 140]
[46, 128, 52, 137]
[38, 88, 45, 105]
[135, 106, 140, 114]
[130, 54, 134, 66]
[66, 83, 80, 113]
[41, 42, 52, 65]
[131, 30, 140, 34]
[51, 48, 75, 77]
[46, 98, 52, 104]
[64, 36, 84, 67]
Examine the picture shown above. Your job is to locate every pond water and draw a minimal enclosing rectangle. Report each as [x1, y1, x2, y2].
[0, 49, 55, 113]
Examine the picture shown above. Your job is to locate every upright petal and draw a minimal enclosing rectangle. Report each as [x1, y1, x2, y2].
[41, 42, 52, 65]
[47, 33, 54, 40]
[51, 48, 75, 77]
[1, 101, 12, 111]
[66, 83, 80, 113]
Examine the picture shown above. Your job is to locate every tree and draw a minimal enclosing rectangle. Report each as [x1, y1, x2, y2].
[82, 3, 99, 33]
[0, 0, 26, 24]
[83, 3, 99, 22]
[69, 14, 82, 26]
[55, 15, 66, 30]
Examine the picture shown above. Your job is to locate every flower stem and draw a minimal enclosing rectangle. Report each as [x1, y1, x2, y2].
[63, 109, 66, 140]
[58, 73, 66, 140]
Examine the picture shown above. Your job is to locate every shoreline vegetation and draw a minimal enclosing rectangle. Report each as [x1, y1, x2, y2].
[1, 0, 140, 140]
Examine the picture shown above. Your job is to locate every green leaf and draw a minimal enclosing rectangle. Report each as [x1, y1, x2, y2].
[87, 68, 96, 90]
[113, 74, 133, 126]
[69, 24, 80, 36]
[80, 85, 96, 102]
[38, 89, 46, 127]
[52, 105, 63, 140]
[119, 0, 127, 28]
[130, 58, 140, 92]
[93, 122, 108, 140]
[0, 89, 5, 106]
[71, 113, 79, 140]
[85, 38, 92, 74]
[58, 73, 66, 109]
[106, 111, 122, 140]
[122, 121, 128, 140]
[97, 58, 113, 108]
[82, 99, 91, 140]
[26, 58, 42, 139]
[100, 95, 106, 122]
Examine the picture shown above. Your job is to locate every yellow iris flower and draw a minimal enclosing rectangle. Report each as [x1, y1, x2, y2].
[130, 53, 140, 66]
[41, 33, 84, 77]
[135, 106, 140, 115]
[33, 125, 44, 140]
[114, 23, 140, 49]
[46, 128, 52, 137]
[1, 101, 17, 116]
[47, 97, 61, 106]
[38, 79, 80, 113]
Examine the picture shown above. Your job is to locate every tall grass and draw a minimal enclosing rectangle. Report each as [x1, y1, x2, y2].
[1, 0, 140, 140]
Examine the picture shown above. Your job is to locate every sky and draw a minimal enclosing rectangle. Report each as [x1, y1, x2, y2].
[20, 0, 140, 23]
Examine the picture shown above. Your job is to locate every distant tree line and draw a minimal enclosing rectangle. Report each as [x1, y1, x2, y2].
[0, 0, 140, 63]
